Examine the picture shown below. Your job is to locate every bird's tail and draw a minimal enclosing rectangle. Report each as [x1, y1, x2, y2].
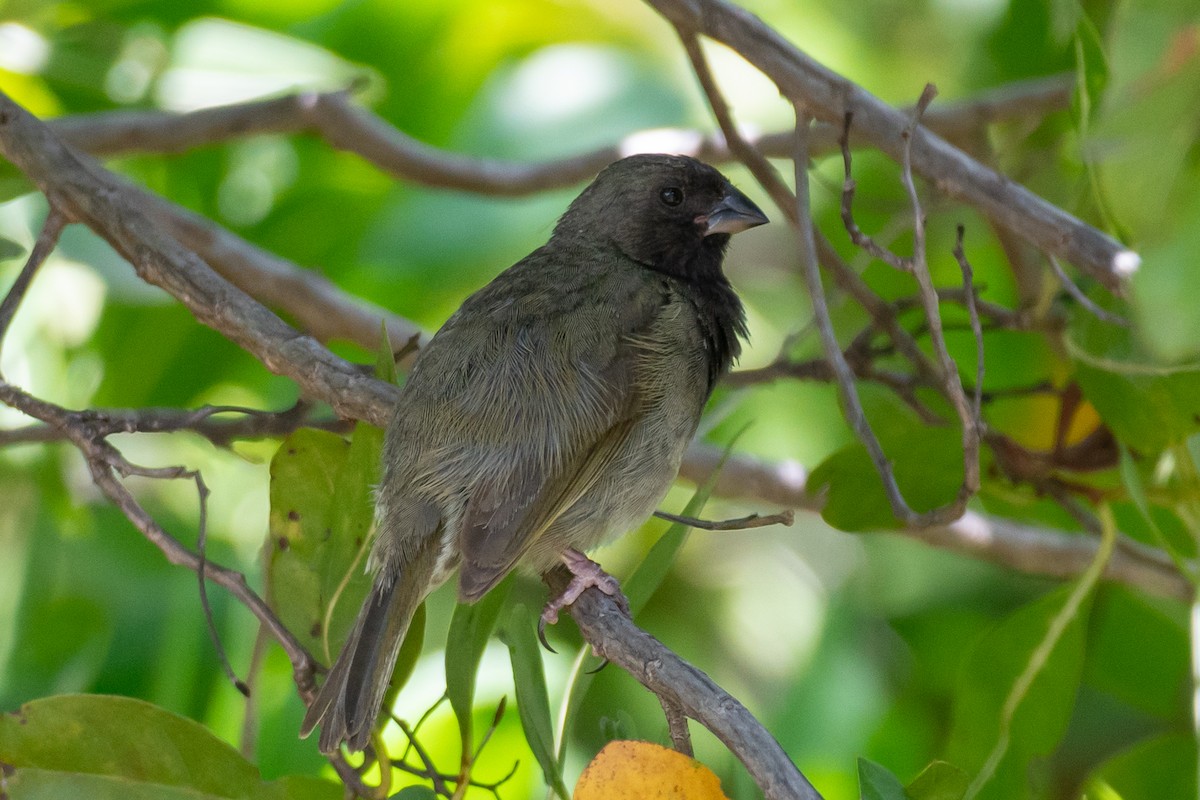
[300, 548, 432, 753]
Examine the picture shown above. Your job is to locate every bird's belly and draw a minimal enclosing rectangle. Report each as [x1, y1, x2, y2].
[519, 404, 698, 575]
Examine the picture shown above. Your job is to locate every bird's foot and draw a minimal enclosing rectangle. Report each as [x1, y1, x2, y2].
[538, 549, 629, 651]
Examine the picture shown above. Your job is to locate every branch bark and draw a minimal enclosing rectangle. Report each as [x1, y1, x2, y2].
[645, 0, 1138, 291]
[546, 566, 824, 800]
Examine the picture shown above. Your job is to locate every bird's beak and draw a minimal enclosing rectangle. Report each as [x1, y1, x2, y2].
[702, 187, 769, 236]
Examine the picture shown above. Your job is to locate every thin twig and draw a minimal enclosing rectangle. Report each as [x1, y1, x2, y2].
[0, 379, 319, 694]
[1047, 254, 1131, 327]
[653, 509, 794, 530]
[953, 225, 986, 421]
[0, 209, 65, 363]
[677, 28, 799, 223]
[793, 104, 920, 523]
[659, 695, 694, 756]
[0, 402, 350, 448]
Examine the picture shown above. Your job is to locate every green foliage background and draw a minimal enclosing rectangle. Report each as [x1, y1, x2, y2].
[1, 0, 1199, 798]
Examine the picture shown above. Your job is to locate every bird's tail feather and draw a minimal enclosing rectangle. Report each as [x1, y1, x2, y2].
[300, 546, 433, 753]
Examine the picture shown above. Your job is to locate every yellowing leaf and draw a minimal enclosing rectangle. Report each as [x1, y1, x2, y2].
[574, 740, 729, 800]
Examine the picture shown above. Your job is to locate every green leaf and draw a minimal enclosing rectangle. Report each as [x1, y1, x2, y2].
[0, 695, 340, 800]
[1117, 444, 1198, 582]
[375, 320, 397, 384]
[500, 603, 569, 800]
[266, 424, 384, 665]
[1071, 9, 1108, 128]
[1083, 733, 1197, 800]
[445, 575, 513, 749]
[388, 786, 439, 800]
[946, 586, 1092, 799]
[906, 761, 968, 800]
[808, 425, 964, 531]
[1070, 305, 1200, 451]
[0, 233, 25, 261]
[858, 758, 910, 800]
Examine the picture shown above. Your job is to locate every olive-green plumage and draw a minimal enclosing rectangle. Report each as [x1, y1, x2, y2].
[300, 154, 767, 753]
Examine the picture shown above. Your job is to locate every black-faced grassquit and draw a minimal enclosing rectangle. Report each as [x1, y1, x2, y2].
[301, 153, 768, 753]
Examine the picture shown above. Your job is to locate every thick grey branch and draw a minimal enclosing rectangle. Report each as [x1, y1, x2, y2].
[645, 0, 1137, 291]
[0, 90, 398, 427]
[546, 565, 823, 800]
[46, 76, 1071, 193]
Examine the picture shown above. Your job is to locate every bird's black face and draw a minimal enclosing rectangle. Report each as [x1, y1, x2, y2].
[554, 154, 768, 281]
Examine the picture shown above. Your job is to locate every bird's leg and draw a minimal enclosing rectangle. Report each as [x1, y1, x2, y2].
[538, 549, 630, 650]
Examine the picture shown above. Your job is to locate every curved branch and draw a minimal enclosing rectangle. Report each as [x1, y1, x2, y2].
[645, 0, 1138, 291]
[46, 76, 1071, 192]
[0, 90, 399, 427]
[546, 566, 823, 800]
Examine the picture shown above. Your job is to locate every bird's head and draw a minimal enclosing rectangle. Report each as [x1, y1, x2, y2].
[552, 154, 768, 280]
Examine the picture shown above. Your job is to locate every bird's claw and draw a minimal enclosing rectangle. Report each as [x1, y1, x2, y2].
[538, 549, 630, 653]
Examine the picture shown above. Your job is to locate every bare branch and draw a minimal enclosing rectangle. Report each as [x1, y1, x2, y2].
[653, 509, 795, 530]
[0, 209, 65, 361]
[0, 378, 319, 691]
[644, 0, 1137, 291]
[546, 565, 824, 800]
[0, 90, 399, 428]
[0, 403, 351, 449]
[47, 76, 1074, 190]
[679, 442, 1193, 602]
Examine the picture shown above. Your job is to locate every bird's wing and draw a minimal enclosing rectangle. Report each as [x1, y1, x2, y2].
[423, 269, 663, 602]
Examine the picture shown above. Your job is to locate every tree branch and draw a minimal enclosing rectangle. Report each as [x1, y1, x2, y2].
[546, 565, 824, 800]
[644, 0, 1138, 292]
[46, 76, 1072, 191]
[0, 90, 398, 427]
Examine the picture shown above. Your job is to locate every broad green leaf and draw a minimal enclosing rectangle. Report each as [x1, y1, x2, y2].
[1083, 733, 1197, 800]
[0, 233, 25, 261]
[857, 757, 909, 800]
[0, 694, 340, 800]
[1117, 445, 1197, 581]
[266, 424, 383, 665]
[1084, 586, 1188, 721]
[907, 761, 968, 800]
[808, 425, 964, 531]
[500, 603, 569, 799]
[1070, 301, 1200, 451]
[388, 786, 439, 800]
[445, 575, 513, 748]
[946, 586, 1091, 799]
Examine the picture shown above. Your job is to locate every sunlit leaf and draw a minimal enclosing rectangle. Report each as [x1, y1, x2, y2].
[1083, 733, 1197, 800]
[266, 425, 383, 665]
[499, 602, 569, 799]
[857, 757, 909, 800]
[808, 425, 964, 531]
[445, 575, 513, 749]
[0, 694, 340, 799]
[906, 760, 968, 800]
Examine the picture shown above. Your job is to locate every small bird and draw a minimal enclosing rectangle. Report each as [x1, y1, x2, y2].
[300, 153, 767, 753]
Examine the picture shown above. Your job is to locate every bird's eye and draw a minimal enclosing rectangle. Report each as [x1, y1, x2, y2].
[659, 187, 684, 207]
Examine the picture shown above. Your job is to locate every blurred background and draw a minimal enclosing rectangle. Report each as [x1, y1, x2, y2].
[1, 0, 1197, 798]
